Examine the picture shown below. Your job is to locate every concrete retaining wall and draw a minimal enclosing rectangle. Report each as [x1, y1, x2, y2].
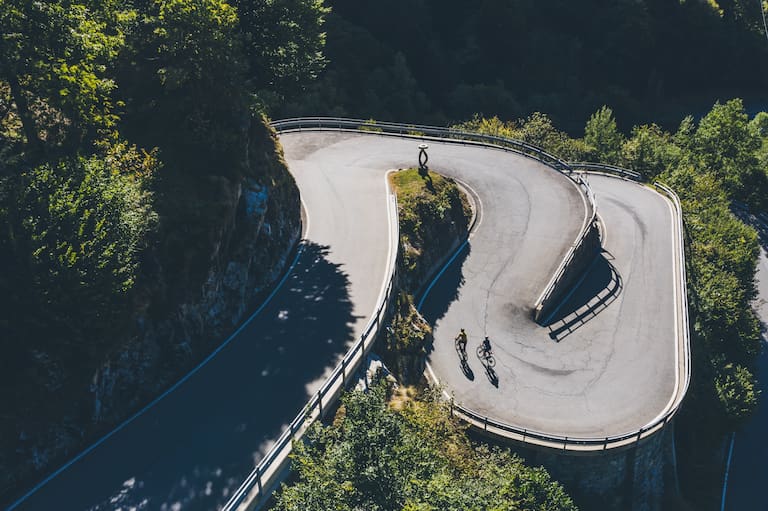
[498, 424, 677, 511]
[534, 219, 602, 324]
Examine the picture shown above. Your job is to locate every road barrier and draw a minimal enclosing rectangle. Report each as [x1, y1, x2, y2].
[222, 188, 400, 511]
[224, 124, 689, 510]
[271, 117, 598, 325]
[428, 162, 690, 452]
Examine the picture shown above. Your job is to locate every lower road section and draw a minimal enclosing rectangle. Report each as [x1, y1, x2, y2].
[725, 241, 768, 511]
[6, 132, 394, 511]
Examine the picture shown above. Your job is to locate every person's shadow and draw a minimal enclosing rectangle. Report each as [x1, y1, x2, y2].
[455, 341, 474, 380]
[485, 365, 499, 388]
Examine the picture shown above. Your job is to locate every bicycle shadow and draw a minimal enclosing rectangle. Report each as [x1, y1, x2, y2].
[475, 344, 499, 387]
[485, 365, 499, 387]
[455, 343, 474, 381]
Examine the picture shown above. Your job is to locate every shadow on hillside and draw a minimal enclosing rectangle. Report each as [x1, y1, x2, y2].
[542, 252, 623, 342]
[49, 242, 359, 511]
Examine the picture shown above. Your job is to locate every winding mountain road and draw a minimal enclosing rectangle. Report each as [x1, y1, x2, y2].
[6, 128, 684, 510]
[422, 172, 676, 438]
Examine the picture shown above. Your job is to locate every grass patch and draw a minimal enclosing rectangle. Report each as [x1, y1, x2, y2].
[390, 168, 471, 293]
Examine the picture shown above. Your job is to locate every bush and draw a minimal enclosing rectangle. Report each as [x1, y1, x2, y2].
[274, 383, 577, 511]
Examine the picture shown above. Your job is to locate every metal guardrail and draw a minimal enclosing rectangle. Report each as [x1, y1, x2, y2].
[435, 164, 691, 452]
[271, 117, 598, 326]
[569, 162, 643, 180]
[222, 189, 400, 510]
[224, 125, 690, 509]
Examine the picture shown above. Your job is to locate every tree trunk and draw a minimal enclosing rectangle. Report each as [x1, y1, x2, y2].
[6, 73, 41, 151]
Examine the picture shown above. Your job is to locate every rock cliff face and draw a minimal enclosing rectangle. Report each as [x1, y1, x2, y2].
[2, 118, 301, 500]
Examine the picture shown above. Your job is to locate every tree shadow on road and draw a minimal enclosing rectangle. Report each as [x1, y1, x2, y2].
[542, 252, 623, 342]
[418, 243, 471, 325]
[76, 242, 359, 511]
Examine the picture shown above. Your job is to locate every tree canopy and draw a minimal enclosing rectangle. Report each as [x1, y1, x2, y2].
[275, 383, 577, 511]
[281, 0, 768, 131]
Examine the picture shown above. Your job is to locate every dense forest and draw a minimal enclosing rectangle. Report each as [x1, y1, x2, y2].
[280, 0, 768, 132]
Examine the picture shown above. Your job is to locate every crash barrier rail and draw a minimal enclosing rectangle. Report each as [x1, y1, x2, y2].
[271, 117, 597, 326]
[568, 161, 643, 181]
[225, 127, 688, 510]
[222, 189, 400, 511]
[224, 118, 596, 509]
[430, 162, 690, 452]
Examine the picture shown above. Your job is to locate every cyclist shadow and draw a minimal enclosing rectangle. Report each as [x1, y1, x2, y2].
[475, 345, 499, 388]
[484, 364, 499, 387]
[455, 344, 474, 381]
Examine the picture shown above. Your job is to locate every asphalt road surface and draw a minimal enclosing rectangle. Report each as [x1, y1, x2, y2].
[6, 131, 679, 509]
[6, 131, 394, 511]
[423, 173, 677, 437]
[725, 239, 768, 511]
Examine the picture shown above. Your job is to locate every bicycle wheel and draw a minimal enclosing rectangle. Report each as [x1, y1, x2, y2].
[476, 346, 485, 358]
[486, 356, 496, 368]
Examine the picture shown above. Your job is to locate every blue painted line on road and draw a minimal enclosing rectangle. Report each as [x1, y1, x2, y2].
[721, 432, 736, 511]
[416, 239, 469, 311]
[6, 241, 307, 511]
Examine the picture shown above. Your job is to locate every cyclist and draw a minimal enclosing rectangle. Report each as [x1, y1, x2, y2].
[455, 328, 468, 352]
[481, 336, 492, 357]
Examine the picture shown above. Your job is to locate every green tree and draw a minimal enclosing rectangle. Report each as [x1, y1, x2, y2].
[119, 0, 248, 171]
[584, 106, 624, 164]
[621, 124, 679, 178]
[0, 0, 127, 155]
[234, 0, 330, 108]
[275, 383, 577, 511]
[714, 360, 759, 424]
[0, 145, 157, 358]
[693, 99, 762, 201]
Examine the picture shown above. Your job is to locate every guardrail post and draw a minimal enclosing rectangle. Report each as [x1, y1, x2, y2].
[523, 429, 527, 443]
[256, 465, 263, 494]
[450, 398, 454, 417]
[603, 437, 608, 450]
[318, 390, 323, 418]
[483, 416, 488, 431]
[563, 437, 568, 451]
[342, 357, 346, 385]
[636, 429, 642, 444]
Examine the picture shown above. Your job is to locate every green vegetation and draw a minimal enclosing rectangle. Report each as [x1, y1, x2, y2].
[273, 382, 577, 511]
[383, 169, 471, 383]
[281, 0, 768, 132]
[0, 0, 326, 495]
[391, 168, 471, 291]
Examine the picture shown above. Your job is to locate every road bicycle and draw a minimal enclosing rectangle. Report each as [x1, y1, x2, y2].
[476, 345, 496, 367]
